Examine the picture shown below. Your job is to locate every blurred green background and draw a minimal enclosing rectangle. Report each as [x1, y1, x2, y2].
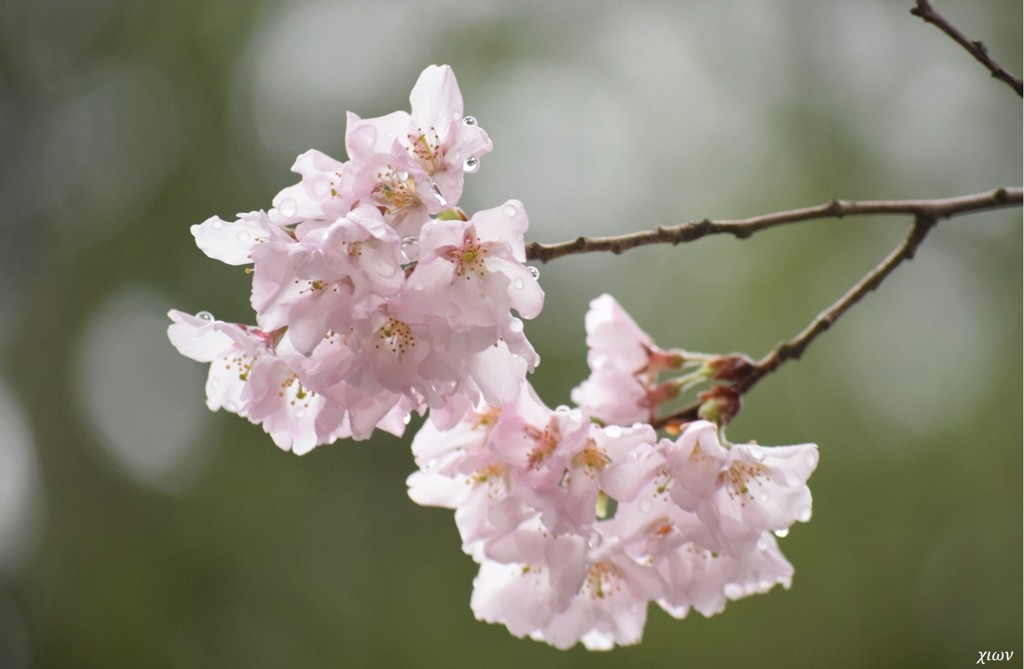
[1, 0, 1020, 667]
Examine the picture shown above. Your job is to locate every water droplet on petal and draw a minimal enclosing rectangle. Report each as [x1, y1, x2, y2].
[462, 156, 480, 173]
[758, 492, 769, 504]
[209, 378, 221, 390]
[508, 318, 524, 333]
[527, 266, 540, 279]
[588, 529, 603, 549]
[604, 425, 623, 439]
[211, 219, 223, 230]
[503, 204, 517, 217]
[278, 197, 298, 217]
[748, 445, 765, 461]
[638, 497, 652, 513]
[462, 115, 477, 127]
[293, 407, 305, 419]
[723, 583, 744, 600]
[512, 278, 525, 291]
[797, 506, 812, 522]
[237, 230, 251, 243]
[804, 450, 819, 468]
[195, 311, 215, 322]
[401, 236, 418, 248]
[224, 401, 238, 413]
[554, 404, 570, 412]
[773, 528, 790, 538]
[403, 413, 412, 425]
[427, 180, 447, 206]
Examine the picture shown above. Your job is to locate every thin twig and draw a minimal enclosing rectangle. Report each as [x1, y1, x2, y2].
[653, 215, 943, 428]
[526, 187, 1022, 263]
[735, 215, 937, 395]
[910, 0, 1023, 97]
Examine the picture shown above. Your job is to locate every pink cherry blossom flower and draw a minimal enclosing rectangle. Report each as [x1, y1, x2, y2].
[571, 294, 687, 425]
[402, 200, 543, 328]
[166, 310, 351, 454]
[346, 65, 492, 218]
[249, 203, 404, 354]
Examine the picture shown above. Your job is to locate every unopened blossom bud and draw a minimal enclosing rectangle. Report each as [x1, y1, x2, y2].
[706, 353, 755, 381]
[698, 385, 742, 425]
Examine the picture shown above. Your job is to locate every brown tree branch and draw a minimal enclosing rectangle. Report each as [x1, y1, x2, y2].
[653, 215, 944, 429]
[526, 187, 1022, 263]
[910, 0, 1023, 97]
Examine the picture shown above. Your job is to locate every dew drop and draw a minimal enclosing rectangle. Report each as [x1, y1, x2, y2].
[508, 318, 524, 333]
[804, 450, 819, 468]
[462, 115, 477, 127]
[293, 407, 305, 419]
[723, 583, 744, 600]
[224, 401, 238, 413]
[237, 230, 251, 243]
[638, 497, 652, 513]
[588, 529, 604, 549]
[604, 425, 623, 439]
[401, 236, 418, 248]
[425, 457, 438, 470]
[195, 311, 215, 322]
[748, 444, 765, 462]
[278, 197, 298, 217]
[527, 266, 540, 279]
[209, 378, 221, 390]
[773, 528, 790, 538]
[797, 506, 812, 522]
[512, 277, 525, 291]
[503, 204, 517, 217]
[403, 413, 412, 425]
[554, 404, 570, 412]
[211, 219, 223, 230]
[758, 492, 769, 504]
[462, 156, 480, 173]
[427, 180, 447, 206]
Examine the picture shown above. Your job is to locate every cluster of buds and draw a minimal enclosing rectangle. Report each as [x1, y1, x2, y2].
[168, 66, 818, 650]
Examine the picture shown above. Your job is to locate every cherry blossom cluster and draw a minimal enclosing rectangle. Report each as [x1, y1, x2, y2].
[167, 65, 819, 651]
[408, 294, 818, 649]
[168, 65, 543, 453]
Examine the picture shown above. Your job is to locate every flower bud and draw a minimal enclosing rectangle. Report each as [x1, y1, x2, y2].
[706, 353, 755, 382]
[697, 385, 742, 425]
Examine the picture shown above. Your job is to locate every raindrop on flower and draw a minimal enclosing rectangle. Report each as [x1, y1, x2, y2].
[805, 451, 819, 468]
[748, 445, 765, 462]
[211, 219, 223, 230]
[403, 413, 412, 425]
[797, 506, 812, 522]
[278, 197, 298, 218]
[224, 401, 238, 413]
[773, 528, 790, 538]
[508, 318, 524, 333]
[527, 266, 540, 279]
[293, 407, 305, 419]
[588, 530, 604, 549]
[512, 278, 525, 291]
[462, 115, 477, 127]
[462, 156, 480, 173]
[554, 404, 570, 412]
[195, 311, 215, 322]
[237, 230, 251, 243]
[427, 180, 447, 206]
[503, 204, 517, 218]
[638, 497, 653, 513]
[604, 425, 623, 438]
[401, 236, 418, 248]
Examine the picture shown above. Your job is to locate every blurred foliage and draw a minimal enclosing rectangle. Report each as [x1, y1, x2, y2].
[0, 0, 1020, 667]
